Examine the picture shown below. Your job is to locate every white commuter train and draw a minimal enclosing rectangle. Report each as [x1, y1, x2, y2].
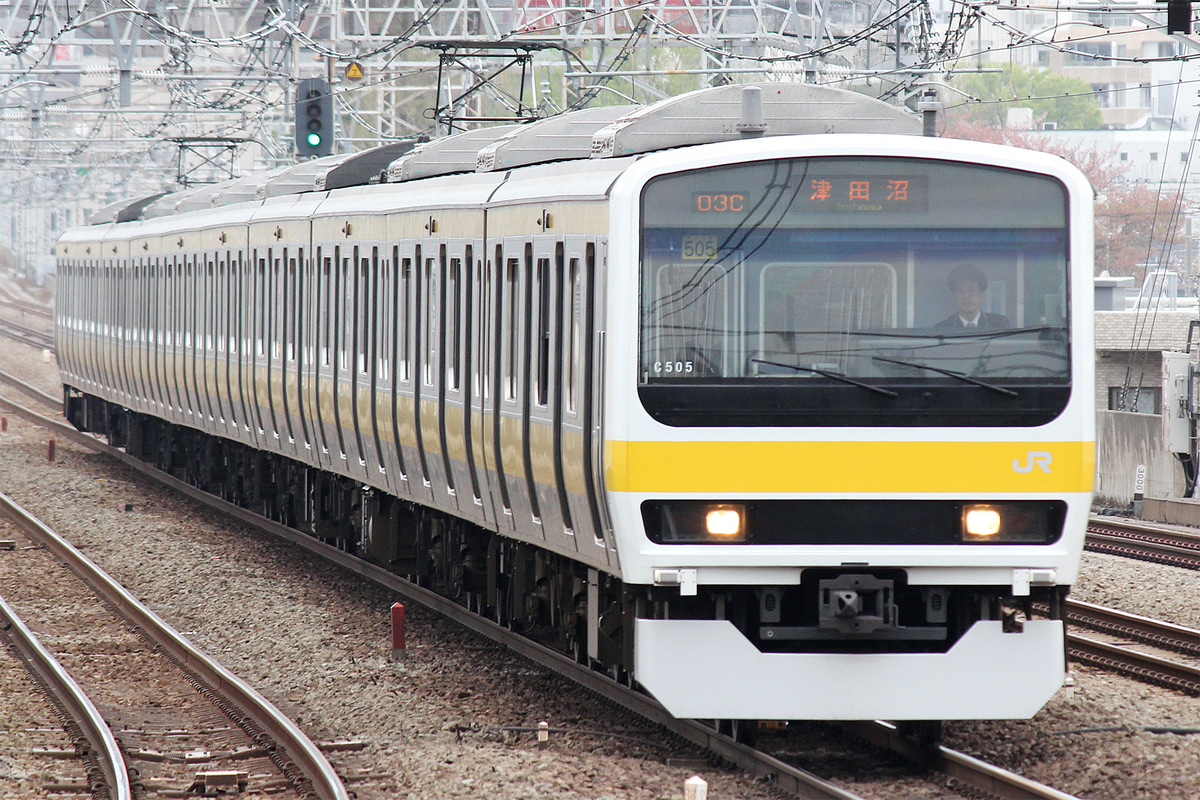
[56, 83, 1094, 725]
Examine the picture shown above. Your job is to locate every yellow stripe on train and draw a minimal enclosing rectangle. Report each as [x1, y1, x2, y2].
[605, 440, 1096, 494]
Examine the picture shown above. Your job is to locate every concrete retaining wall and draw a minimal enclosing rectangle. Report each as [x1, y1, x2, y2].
[1095, 410, 1185, 505]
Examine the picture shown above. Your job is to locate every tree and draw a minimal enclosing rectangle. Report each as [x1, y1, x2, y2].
[946, 65, 1103, 130]
[944, 120, 1191, 276]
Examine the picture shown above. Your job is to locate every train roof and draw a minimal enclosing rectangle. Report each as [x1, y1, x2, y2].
[474, 105, 635, 173]
[315, 140, 419, 190]
[384, 125, 521, 183]
[91, 82, 921, 226]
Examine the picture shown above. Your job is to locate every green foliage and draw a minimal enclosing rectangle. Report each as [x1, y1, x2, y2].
[948, 65, 1103, 130]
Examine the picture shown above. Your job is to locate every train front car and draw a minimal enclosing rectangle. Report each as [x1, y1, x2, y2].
[606, 135, 1094, 721]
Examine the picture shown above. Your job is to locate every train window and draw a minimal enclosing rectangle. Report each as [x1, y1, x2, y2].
[504, 257, 519, 401]
[399, 256, 412, 381]
[206, 262, 215, 352]
[568, 257, 580, 413]
[377, 248, 389, 383]
[287, 256, 297, 362]
[639, 156, 1072, 427]
[448, 256, 461, 390]
[478, 255, 489, 400]
[321, 256, 331, 367]
[536, 257, 551, 408]
[338, 253, 349, 373]
[424, 256, 436, 387]
[270, 253, 281, 361]
[251, 257, 262, 357]
[359, 253, 370, 375]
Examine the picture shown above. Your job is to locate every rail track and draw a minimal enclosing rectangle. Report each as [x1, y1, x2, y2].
[1062, 599, 1200, 695]
[0, 379, 1084, 800]
[0, 591, 133, 800]
[0, 316, 55, 352]
[0, 487, 350, 800]
[0, 284, 53, 320]
[1086, 517, 1200, 570]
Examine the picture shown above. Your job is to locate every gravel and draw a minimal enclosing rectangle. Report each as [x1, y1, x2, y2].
[3, 294, 1200, 799]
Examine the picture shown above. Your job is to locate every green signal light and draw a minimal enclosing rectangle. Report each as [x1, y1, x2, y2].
[307, 132, 322, 147]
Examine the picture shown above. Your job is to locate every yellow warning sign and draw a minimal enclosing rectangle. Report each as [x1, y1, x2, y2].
[345, 61, 365, 81]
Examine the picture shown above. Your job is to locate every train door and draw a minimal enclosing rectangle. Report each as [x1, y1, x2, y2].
[295, 245, 313, 456]
[200, 258, 216, 431]
[114, 258, 131, 407]
[288, 248, 309, 456]
[217, 251, 234, 437]
[370, 245, 397, 494]
[490, 239, 540, 541]
[529, 237, 577, 555]
[308, 246, 336, 471]
[275, 249, 299, 459]
[443, 245, 480, 521]
[414, 241, 453, 511]
[103, 260, 117, 401]
[465, 245, 495, 528]
[182, 255, 198, 421]
[560, 238, 613, 568]
[348, 246, 372, 479]
[391, 244, 424, 501]
[234, 250, 255, 445]
[246, 250, 266, 445]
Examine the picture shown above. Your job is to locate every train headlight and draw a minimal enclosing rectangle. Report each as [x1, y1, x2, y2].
[642, 502, 749, 543]
[963, 506, 1002, 538]
[961, 503, 1056, 543]
[706, 506, 744, 537]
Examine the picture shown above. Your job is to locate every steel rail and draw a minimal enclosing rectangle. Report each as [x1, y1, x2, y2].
[1066, 599, 1200, 656]
[3, 392, 1089, 799]
[0, 285, 54, 319]
[1057, 599, 1200, 695]
[0, 318, 55, 352]
[839, 721, 1083, 800]
[1085, 522, 1200, 570]
[0, 368, 62, 409]
[1067, 635, 1200, 695]
[0, 487, 350, 800]
[0, 591, 133, 800]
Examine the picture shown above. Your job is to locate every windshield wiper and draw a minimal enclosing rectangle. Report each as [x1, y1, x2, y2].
[751, 358, 898, 398]
[871, 355, 1018, 397]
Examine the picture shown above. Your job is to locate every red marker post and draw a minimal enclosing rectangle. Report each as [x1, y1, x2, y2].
[390, 602, 406, 661]
[47, 437, 56, 462]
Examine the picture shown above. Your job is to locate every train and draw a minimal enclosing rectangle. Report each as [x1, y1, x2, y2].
[55, 82, 1095, 726]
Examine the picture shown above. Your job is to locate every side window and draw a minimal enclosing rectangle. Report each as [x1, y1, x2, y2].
[504, 257, 519, 401]
[568, 257, 580, 413]
[448, 256, 461, 390]
[535, 256, 551, 407]
[400, 255, 412, 381]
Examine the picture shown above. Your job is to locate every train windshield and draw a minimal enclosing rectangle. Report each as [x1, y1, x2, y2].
[638, 156, 1072, 427]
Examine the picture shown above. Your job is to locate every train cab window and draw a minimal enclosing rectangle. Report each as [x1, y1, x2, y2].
[639, 156, 1072, 427]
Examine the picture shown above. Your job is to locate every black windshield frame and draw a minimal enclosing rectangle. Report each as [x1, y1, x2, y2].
[637, 155, 1073, 427]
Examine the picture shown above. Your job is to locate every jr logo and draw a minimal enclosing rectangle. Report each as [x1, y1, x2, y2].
[1013, 451, 1053, 473]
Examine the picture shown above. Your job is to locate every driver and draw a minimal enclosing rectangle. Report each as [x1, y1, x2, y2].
[935, 264, 1011, 330]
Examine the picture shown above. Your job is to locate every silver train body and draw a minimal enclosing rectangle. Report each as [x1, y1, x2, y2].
[56, 84, 1094, 721]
